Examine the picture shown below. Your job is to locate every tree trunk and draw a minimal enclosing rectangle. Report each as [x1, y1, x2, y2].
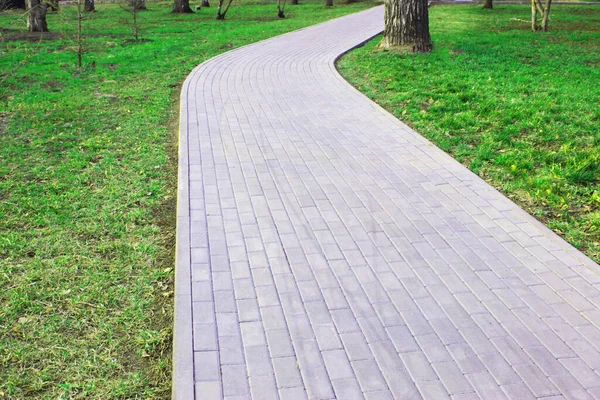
[131, 0, 145, 9]
[531, 0, 537, 30]
[277, 0, 285, 17]
[325, 0, 332, 6]
[216, 0, 232, 19]
[202, 0, 209, 6]
[531, 0, 552, 31]
[541, 0, 551, 31]
[173, 0, 193, 13]
[77, 0, 83, 67]
[84, 0, 95, 12]
[291, 0, 297, 5]
[27, 0, 48, 32]
[483, 0, 492, 8]
[383, 0, 432, 52]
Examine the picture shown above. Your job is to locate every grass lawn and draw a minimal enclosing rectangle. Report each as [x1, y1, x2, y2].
[338, 4, 600, 263]
[0, 1, 378, 397]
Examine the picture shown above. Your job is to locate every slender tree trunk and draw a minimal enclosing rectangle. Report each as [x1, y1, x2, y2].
[173, 0, 193, 13]
[531, 0, 552, 31]
[531, 0, 537, 30]
[202, 0, 209, 6]
[132, 6, 138, 40]
[277, 0, 286, 17]
[216, 0, 232, 19]
[84, 0, 95, 12]
[325, 0, 332, 6]
[541, 0, 551, 31]
[483, 0, 492, 8]
[27, 0, 48, 32]
[77, 0, 83, 67]
[383, 0, 432, 52]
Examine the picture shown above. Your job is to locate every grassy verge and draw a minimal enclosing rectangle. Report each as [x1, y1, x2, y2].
[0, 1, 377, 398]
[338, 4, 600, 263]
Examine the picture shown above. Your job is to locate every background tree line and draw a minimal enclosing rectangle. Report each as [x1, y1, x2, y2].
[1, 0, 361, 34]
[2, 0, 557, 38]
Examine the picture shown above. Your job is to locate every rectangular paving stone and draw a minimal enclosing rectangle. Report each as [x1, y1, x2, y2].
[222, 364, 250, 396]
[314, 324, 343, 351]
[195, 381, 222, 400]
[447, 343, 486, 375]
[352, 358, 389, 392]
[193, 323, 218, 351]
[400, 351, 438, 383]
[194, 351, 220, 381]
[219, 335, 245, 365]
[330, 308, 360, 333]
[433, 361, 473, 395]
[371, 341, 405, 371]
[387, 324, 420, 353]
[273, 356, 304, 389]
[331, 378, 364, 400]
[514, 363, 561, 398]
[340, 331, 372, 361]
[322, 349, 354, 381]
[245, 345, 274, 376]
[301, 366, 336, 399]
[466, 372, 508, 400]
[479, 352, 520, 385]
[249, 375, 279, 400]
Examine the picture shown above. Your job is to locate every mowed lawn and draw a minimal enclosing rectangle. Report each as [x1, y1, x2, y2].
[0, 1, 378, 398]
[339, 5, 600, 263]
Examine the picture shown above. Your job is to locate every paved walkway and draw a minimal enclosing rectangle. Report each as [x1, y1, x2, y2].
[173, 6, 600, 399]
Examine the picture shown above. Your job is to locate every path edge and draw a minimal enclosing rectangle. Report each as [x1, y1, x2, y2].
[172, 75, 194, 400]
[331, 34, 600, 273]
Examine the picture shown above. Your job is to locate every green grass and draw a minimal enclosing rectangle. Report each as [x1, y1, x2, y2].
[339, 4, 600, 263]
[0, 1, 378, 398]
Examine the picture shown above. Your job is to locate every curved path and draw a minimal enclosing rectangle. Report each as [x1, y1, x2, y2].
[174, 6, 600, 399]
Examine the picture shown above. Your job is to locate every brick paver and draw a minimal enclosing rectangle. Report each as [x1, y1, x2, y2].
[173, 6, 600, 399]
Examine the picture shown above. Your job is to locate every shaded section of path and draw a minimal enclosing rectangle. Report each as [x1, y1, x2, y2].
[174, 6, 600, 399]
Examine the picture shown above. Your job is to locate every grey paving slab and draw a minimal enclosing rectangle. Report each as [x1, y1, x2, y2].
[173, 5, 600, 399]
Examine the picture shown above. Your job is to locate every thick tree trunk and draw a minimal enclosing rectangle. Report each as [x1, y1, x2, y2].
[84, 0, 95, 12]
[291, 0, 297, 5]
[483, 0, 492, 8]
[27, 0, 48, 32]
[383, 0, 432, 52]
[325, 0, 332, 6]
[202, 0, 209, 6]
[173, 0, 193, 13]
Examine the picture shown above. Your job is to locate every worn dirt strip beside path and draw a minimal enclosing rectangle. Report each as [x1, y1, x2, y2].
[173, 6, 600, 399]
